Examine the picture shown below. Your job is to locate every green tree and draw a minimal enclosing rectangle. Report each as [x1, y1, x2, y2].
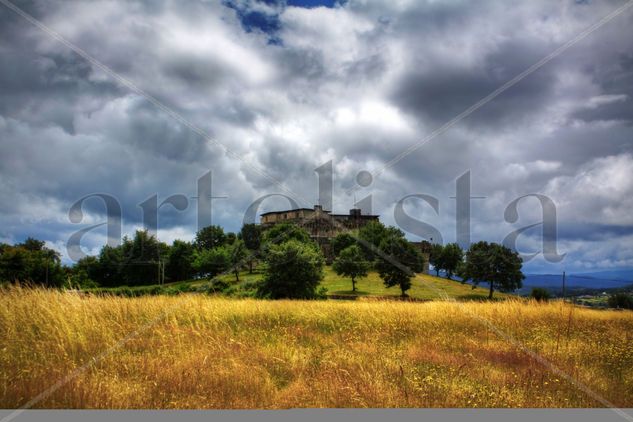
[193, 246, 230, 279]
[375, 235, 424, 297]
[262, 223, 312, 247]
[72, 256, 100, 286]
[239, 223, 262, 273]
[459, 241, 524, 299]
[358, 221, 403, 262]
[195, 225, 226, 250]
[332, 245, 369, 292]
[165, 240, 195, 282]
[441, 243, 463, 279]
[96, 244, 125, 287]
[608, 293, 633, 310]
[121, 230, 167, 286]
[429, 243, 444, 276]
[225, 232, 237, 245]
[258, 240, 324, 299]
[20, 237, 46, 252]
[0, 240, 64, 287]
[330, 232, 357, 257]
[228, 239, 247, 282]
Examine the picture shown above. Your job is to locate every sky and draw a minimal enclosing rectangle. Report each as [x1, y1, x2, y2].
[0, 0, 632, 273]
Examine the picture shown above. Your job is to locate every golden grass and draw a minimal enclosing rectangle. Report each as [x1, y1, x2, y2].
[1, 287, 632, 409]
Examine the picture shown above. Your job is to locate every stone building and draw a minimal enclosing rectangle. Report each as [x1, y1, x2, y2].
[260, 205, 379, 237]
[260, 205, 430, 272]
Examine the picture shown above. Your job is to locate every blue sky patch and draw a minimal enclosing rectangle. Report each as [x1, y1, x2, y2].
[224, 0, 341, 43]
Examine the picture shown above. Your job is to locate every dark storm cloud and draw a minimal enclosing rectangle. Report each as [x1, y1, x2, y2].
[0, 0, 632, 272]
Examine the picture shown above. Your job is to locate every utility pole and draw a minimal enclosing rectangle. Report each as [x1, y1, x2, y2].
[562, 271, 566, 302]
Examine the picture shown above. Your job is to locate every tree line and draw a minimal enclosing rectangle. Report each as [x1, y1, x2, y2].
[1, 221, 526, 300]
[429, 241, 525, 299]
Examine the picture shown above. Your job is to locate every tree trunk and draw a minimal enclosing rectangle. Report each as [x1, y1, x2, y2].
[235, 269, 239, 283]
[488, 282, 494, 299]
[352, 277, 356, 292]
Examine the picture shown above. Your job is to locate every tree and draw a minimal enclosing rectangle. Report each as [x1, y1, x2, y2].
[193, 247, 230, 279]
[0, 240, 64, 287]
[225, 232, 237, 245]
[165, 240, 195, 282]
[258, 240, 324, 299]
[608, 293, 633, 310]
[358, 221, 403, 262]
[72, 255, 100, 286]
[228, 239, 247, 282]
[96, 244, 125, 287]
[262, 223, 312, 247]
[332, 245, 369, 292]
[195, 225, 226, 250]
[375, 235, 424, 297]
[120, 230, 167, 286]
[239, 224, 262, 273]
[20, 237, 45, 252]
[429, 243, 445, 276]
[330, 232, 358, 258]
[441, 243, 463, 279]
[459, 241, 524, 299]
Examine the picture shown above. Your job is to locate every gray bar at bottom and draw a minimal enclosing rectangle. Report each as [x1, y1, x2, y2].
[1, 409, 633, 422]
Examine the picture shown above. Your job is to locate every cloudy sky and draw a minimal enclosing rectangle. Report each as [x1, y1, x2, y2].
[1, 0, 632, 273]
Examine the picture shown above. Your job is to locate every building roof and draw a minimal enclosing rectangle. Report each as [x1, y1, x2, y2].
[260, 207, 322, 216]
[260, 206, 379, 218]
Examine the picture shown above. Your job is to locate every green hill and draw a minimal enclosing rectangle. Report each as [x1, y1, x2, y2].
[86, 266, 512, 301]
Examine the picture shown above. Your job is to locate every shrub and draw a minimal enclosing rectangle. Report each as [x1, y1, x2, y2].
[530, 287, 550, 302]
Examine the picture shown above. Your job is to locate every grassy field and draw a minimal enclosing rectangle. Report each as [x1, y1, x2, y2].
[316, 267, 510, 300]
[1, 287, 632, 409]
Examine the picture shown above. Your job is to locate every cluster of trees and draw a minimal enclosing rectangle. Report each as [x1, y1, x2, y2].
[73, 224, 264, 287]
[429, 241, 525, 299]
[0, 220, 525, 301]
[256, 220, 426, 298]
[330, 221, 424, 296]
[608, 292, 633, 310]
[0, 225, 265, 289]
[0, 238, 65, 287]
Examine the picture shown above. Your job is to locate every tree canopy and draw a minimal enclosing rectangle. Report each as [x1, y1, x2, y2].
[459, 241, 524, 299]
[258, 240, 324, 299]
[195, 225, 226, 250]
[375, 234, 424, 296]
[332, 245, 369, 292]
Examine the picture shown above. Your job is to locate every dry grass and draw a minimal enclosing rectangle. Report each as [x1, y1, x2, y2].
[1, 287, 632, 409]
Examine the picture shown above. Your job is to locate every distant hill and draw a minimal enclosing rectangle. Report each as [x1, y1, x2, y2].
[519, 270, 633, 295]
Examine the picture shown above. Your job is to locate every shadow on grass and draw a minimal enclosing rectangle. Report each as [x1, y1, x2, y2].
[328, 290, 371, 297]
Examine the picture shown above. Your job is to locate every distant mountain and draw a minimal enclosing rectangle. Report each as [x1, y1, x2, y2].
[573, 270, 633, 281]
[519, 270, 633, 295]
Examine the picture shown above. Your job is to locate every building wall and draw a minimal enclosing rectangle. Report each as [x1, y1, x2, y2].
[260, 206, 430, 272]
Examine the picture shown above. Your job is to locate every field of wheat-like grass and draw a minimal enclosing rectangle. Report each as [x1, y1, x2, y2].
[1, 287, 632, 409]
